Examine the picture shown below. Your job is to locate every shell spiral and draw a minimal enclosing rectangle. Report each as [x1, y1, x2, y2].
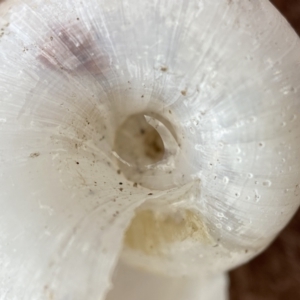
[0, 0, 300, 299]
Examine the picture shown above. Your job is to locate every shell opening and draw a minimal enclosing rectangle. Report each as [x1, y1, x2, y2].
[113, 112, 181, 190]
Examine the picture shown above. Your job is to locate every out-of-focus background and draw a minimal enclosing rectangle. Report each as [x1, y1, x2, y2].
[230, 1, 300, 299]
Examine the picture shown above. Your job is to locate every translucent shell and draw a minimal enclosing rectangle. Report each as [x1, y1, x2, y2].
[0, 0, 300, 299]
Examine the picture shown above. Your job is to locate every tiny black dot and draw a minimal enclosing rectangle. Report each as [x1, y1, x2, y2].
[119, 182, 123, 185]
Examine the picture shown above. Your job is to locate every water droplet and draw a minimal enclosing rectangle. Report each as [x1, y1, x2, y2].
[195, 144, 202, 151]
[254, 194, 261, 202]
[237, 157, 242, 163]
[216, 223, 222, 229]
[281, 122, 286, 127]
[248, 173, 253, 178]
[223, 176, 229, 184]
[235, 120, 245, 128]
[190, 127, 196, 134]
[263, 180, 272, 187]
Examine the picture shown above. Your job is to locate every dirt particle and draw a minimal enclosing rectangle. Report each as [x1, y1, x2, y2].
[140, 128, 145, 135]
[148, 193, 153, 196]
[181, 90, 187, 96]
[119, 182, 123, 185]
[119, 188, 123, 191]
[50, 36, 53, 41]
[76, 161, 79, 165]
[141, 95, 144, 98]
[161, 66, 168, 72]
[44, 284, 54, 300]
[30, 152, 40, 158]
[117, 169, 121, 174]
[77, 18, 80, 20]
[133, 182, 138, 187]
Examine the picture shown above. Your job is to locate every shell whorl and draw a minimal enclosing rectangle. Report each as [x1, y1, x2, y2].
[1, 0, 300, 299]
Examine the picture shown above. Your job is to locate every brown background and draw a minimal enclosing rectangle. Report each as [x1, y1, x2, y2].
[229, 1, 300, 299]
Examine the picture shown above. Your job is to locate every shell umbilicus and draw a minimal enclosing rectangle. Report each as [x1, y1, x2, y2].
[1, 0, 300, 299]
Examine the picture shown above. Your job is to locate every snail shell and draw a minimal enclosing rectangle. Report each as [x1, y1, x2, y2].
[0, 0, 300, 299]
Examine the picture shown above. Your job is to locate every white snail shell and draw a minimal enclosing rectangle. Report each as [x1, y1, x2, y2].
[1, 0, 300, 299]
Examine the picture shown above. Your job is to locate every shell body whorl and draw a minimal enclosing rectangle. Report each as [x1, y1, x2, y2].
[1, 0, 300, 299]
